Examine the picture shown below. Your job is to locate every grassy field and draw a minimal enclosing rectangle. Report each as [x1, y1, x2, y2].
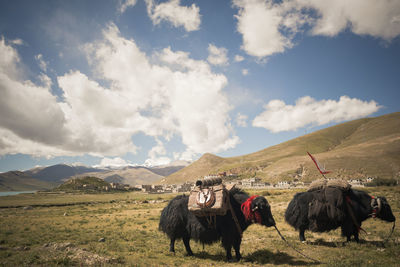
[0, 187, 399, 266]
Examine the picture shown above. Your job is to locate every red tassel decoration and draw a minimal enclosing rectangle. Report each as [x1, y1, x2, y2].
[241, 195, 262, 224]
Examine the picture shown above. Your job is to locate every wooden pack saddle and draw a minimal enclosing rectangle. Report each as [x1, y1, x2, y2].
[188, 183, 229, 216]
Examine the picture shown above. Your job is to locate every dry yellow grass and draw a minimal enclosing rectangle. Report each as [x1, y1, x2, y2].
[0, 187, 399, 266]
[166, 112, 400, 184]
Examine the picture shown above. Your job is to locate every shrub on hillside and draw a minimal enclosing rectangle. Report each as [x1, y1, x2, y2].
[366, 178, 399, 187]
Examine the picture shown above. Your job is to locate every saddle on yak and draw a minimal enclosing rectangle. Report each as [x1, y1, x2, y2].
[188, 177, 230, 216]
[307, 179, 352, 232]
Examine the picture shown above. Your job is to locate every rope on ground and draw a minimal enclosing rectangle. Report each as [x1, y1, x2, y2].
[274, 225, 322, 264]
[382, 221, 396, 244]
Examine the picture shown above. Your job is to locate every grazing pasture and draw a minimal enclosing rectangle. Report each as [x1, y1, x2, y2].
[0, 187, 399, 266]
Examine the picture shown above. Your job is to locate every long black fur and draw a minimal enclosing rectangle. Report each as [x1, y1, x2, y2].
[285, 188, 396, 242]
[159, 188, 275, 261]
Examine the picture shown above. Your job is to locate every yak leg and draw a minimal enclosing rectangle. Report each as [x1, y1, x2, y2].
[224, 244, 233, 261]
[222, 237, 233, 261]
[182, 236, 193, 256]
[169, 237, 176, 253]
[222, 229, 235, 261]
[299, 228, 306, 242]
[233, 241, 242, 261]
[353, 229, 360, 242]
[341, 221, 354, 242]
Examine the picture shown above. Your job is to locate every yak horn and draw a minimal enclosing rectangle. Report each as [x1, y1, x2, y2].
[377, 197, 382, 211]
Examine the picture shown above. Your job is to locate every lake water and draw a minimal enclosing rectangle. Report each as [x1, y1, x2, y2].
[0, 191, 36, 197]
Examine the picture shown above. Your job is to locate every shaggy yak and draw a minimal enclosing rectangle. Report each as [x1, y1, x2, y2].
[285, 188, 396, 242]
[159, 188, 275, 261]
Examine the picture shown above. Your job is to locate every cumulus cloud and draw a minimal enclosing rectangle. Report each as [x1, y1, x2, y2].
[207, 44, 229, 66]
[241, 69, 249, 76]
[144, 140, 171, 166]
[95, 157, 133, 168]
[234, 55, 245, 62]
[233, 0, 400, 59]
[252, 96, 381, 132]
[300, 0, 400, 40]
[145, 138, 171, 166]
[35, 54, 48, 72]
[233, 0, 308, 58]
[117, 0, 137, 14]
[145, 0, 201, 32]
[236, 113, 248, 127]
[10, 39, 24, 46]
[0, 25, 239, 160]
[0, 39, 68, 155]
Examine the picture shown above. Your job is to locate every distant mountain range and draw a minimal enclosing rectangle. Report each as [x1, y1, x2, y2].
[0, 161, 190, 192]
[165, 112, 400, 184]
[25, 164, 101, 182]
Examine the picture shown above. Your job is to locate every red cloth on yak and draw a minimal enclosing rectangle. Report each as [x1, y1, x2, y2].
[241, 195, 262, 224]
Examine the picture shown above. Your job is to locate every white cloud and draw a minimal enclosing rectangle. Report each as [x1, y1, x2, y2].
[145, 138, 171, 166]
[35, 54, 47, 72]
[145, 0, 201, 32]
[84, 24, 239, 156]
[252, 96, 381, 132]
[234, 55, 245, 62]
[10, 39, 24, 46]
[117, 0, 137, 14]
[207, 44, 229, 66]
[0, 39, 68, 155]
[241, 69, 249, 76]
[95, 157, 132, 168]
[236, 113, 248, 127]
[233, 0, 400, 59]
[0, 37, 21, 79]
[300, 0, 400, 40]
[233, 0, 307, 58]
[0, 26, 239, 160]
[144, 157, 171, 167]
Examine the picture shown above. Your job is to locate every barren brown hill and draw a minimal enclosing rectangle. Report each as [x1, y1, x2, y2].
[74, 167, 164, 186]
[164, 112, 400, 184]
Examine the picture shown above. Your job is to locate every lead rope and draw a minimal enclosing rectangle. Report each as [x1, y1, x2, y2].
[227, 194, 243, 238]
[382, 222, 396, 244]
[273, 225, 321, 264]
[345, 197, 367, 235]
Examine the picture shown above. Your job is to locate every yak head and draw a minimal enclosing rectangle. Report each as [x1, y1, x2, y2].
[374, 196, 396, 222]
[241, 195, 275, 227]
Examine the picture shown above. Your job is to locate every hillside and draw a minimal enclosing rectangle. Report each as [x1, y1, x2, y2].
[165, 112, 400, 184]
[74, 166, 164, 186]
[24, 164, 102, 182]
[0, 171, 57, 191]
[54, 176, 111, 192]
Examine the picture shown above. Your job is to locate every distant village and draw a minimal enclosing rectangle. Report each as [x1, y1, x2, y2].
[125, 172, 378, 194]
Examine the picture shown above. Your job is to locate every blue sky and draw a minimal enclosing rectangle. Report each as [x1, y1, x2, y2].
[0, 0, 399, 172]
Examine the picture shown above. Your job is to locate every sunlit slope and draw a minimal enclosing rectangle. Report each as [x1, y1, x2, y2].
[165, 112, 400, 184]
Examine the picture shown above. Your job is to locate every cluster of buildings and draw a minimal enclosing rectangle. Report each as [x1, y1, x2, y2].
[111, 174, 378, 194]
[134, 182, 193, 193]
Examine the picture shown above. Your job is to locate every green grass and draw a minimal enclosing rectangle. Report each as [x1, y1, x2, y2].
[0, 187, 399, 266]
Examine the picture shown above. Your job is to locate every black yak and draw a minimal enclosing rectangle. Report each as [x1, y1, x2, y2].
[285, 188, 395, 242]
[159, 188, 275, 261]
